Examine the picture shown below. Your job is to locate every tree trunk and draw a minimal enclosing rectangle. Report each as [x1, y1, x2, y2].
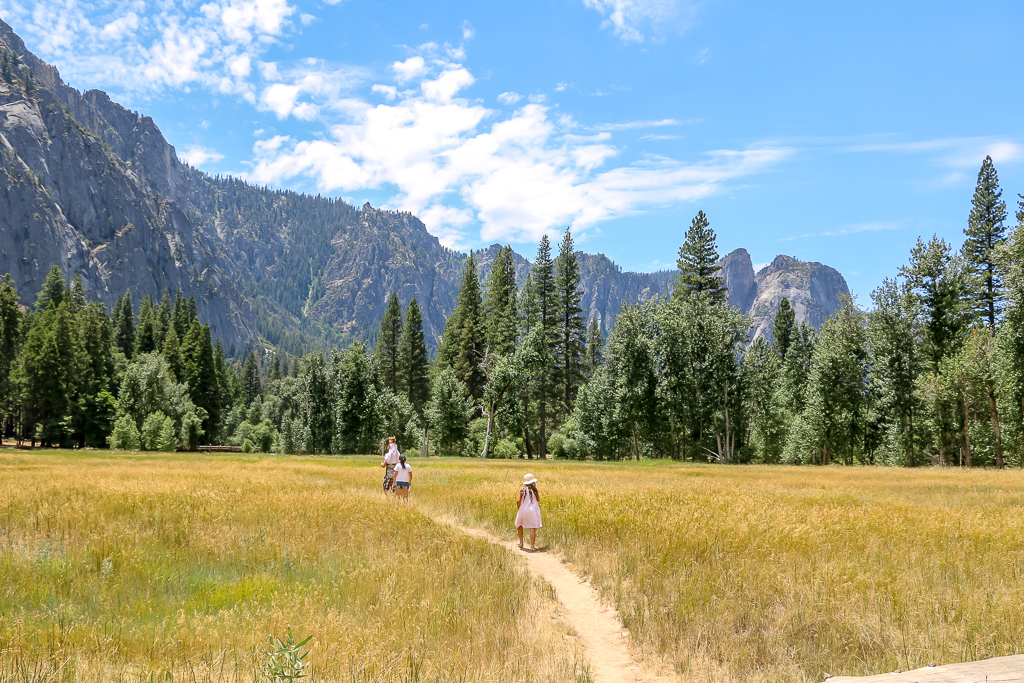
[961, 391, 973, 467]
[906, 397, 915, 468]
[421, 425, 428, 458]
[988, 380, 1004, 469]
[723, 382, 731, 464]
[480, 405, 494, 458]
[631, 427, 640, 461]
[539, 385, 547, 459]
[524, 422, 533, 459]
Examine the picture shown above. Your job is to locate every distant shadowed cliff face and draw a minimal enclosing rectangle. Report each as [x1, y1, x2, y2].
[0, 18, 851, 353]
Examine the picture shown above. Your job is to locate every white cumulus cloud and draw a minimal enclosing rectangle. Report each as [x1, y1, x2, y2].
[245, 58, 789, 248]
[178, 144, 225, 168]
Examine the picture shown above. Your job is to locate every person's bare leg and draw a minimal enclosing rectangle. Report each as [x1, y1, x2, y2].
[517, 526, 524, 548]
[529, 528, 536, 551]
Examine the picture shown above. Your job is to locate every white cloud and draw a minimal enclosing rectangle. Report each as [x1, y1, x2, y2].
[582, 0, 693, 43]
[844, 136, 1023, 168]
[372, 84, 398, 101]
[392, 56, 428, 83]
[0, 0, 300, 99]
[497, 91, 522, 105]
[421, 67, 474, 102]
[462, 20, 475, 40]
[178, 144, 225, 168]
[246, 59, 789, 248]
[592, 118, 679, 131]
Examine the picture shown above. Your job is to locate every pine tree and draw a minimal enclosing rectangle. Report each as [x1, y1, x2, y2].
[963, 156, 1008, 333]
[773, 297, 796, 359]
[302, 350, 334, 454]
[270, 354, 282, 381]
[426, 367, 474, 456]
[243, 350, 263, 405]
[484, 245, 518, 358]
[901, 236, 970, 371]
[441, 252, 485, 400]
[161, 326, 185, 383]
[155, 289, 172, 349]
[35, 263, 65, 312]
[673, 211, 727, 304]
[114, 290, 136, 359]
[0, 275, 23, 424]
[869, 279, 923, 467]
[376, 292, 402, 394]
[554, 228, 586, 412]
[529, 236, 558, 457]
[68, 273, 87, 312]
[172, 290, 189, 339]
[73, 302, 117, 447]
[183, 322, 220, 441]
[801, 297, 868, 466]
[135, 293, 157, 355]
[398, 298, 430, 417]
[586, 317, 603, 375]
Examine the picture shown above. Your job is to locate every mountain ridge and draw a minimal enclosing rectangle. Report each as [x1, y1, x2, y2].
[0, 18, 849, 353]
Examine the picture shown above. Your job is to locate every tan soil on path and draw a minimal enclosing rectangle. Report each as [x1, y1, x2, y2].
[440, 519, 678, 683]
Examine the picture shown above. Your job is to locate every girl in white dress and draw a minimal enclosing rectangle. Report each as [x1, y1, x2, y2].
[514, 474, 542, 550]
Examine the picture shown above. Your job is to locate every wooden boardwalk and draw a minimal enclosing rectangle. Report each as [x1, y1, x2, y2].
[826, 655, 1024, 683]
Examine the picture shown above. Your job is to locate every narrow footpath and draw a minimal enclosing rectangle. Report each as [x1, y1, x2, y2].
[441, 520, 676, 683]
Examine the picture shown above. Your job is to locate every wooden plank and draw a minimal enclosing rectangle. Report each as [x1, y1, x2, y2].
[825, 654, 1024, 683]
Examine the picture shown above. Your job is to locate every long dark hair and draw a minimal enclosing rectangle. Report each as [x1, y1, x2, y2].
[523, 482, 539, 502]
[398, 454, 409, 470]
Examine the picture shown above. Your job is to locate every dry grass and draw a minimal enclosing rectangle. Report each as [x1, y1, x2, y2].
[413, 459, 1024, 683]
[0, 451, 591, 683]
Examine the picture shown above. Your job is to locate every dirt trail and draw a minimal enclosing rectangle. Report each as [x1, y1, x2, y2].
[443, 520, 676, 683]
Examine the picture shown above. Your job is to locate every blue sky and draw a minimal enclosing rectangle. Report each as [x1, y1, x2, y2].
[3, 0, 1024, 300]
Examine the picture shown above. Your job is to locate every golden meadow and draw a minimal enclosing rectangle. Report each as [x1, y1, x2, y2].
[3, 451, 1024, 682]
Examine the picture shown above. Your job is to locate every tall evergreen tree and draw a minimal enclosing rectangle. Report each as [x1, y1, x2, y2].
[673, 211, 727, 304]
[243, 350, 263, 405]
[68, 273, 87, 312]
[155, 288, 172, 349]
[529, 236, 558, 457]
[114, 290, 136, 359]
[484, 245, 519, 358]
[73, 302, 117, 447]
[135, 293, 157, 356]
[183, 321, 220, 440]
[800, 297, 868, 466]
[398, 298, 430, 417]
[586, 317, 603, 375]
[441, 252, 486, 401]
[869, 279, 924, 467]
[0, 275, 23, 425]
[773, 297, 796, 359]
[161, 326, 185, 383]
[376, 291, 402, 394]
[554, 228, 586, 412]
[963, 156, 1008, 333]
[35, 263, 65, 312]
[172, 289, 189, 339]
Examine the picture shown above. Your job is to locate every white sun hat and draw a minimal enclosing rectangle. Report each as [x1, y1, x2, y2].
[523, 473, 538, 485]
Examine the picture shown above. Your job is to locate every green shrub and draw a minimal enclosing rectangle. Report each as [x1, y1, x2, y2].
[108, 415, 140, 450]
[242, 438, 255, 454]
[141, 412, 169, 451]
[493, 439, 519, 459]
[253, 419, 277, 453]
[157, 415, 177, 452]
[547, 432, 567, 458]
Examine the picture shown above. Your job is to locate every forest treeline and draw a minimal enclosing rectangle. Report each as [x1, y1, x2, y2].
[1, 155, 1023, 466]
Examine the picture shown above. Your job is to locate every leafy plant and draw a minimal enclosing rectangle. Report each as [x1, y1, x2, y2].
[264, 627, 312, 682]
